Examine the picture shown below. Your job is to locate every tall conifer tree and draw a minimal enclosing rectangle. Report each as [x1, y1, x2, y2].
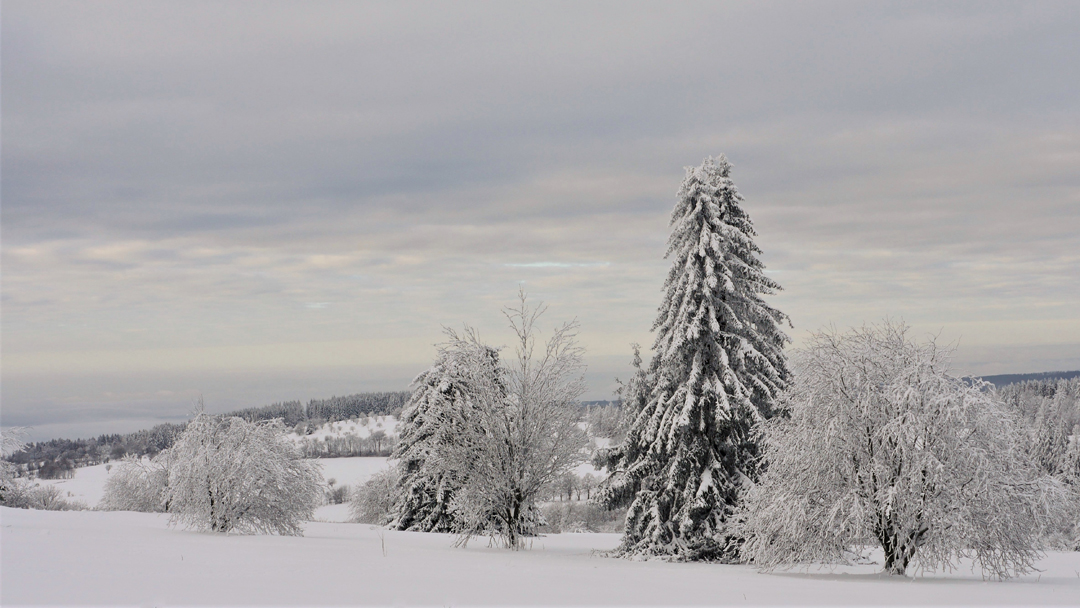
[595, 155, 790, 560]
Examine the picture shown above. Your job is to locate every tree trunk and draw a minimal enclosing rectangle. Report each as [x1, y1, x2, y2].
[883, 547, 909, 575]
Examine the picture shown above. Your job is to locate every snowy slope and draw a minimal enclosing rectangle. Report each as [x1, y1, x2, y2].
[287, 415, 399, 442]
[4, 507, 1079, 606]
[33, 462, 110, 508]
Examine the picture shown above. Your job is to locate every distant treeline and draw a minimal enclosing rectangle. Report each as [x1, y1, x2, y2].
[6, 391, 411, 479]
[979, 370, 1080, 388]
[227, 392, 412, 427]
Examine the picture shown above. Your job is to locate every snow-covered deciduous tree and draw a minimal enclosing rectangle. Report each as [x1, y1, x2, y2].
[99, 454, 171, 513]
[165, 412, 323, 535]
[741, 322, 1067, 579]
[595, 155, 790, 560]
[388, 343, 502, 532]
[430, 293, 589, 549]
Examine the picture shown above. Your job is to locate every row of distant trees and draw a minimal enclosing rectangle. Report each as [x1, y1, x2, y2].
[295, 428, 394, 458]
[3, 391, 411, 478]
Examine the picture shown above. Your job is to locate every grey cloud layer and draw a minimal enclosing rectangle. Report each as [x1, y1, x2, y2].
[3, 1, 1078, 437]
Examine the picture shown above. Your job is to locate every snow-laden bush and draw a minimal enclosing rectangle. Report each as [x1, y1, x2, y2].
[1, 427, 29, 507]
[99, 455, 171, 513]
[27, 484, 87, 511]
[166, 413, 323, 535]
[741, 322, 1067, 579]
[351, 468, 399, 524]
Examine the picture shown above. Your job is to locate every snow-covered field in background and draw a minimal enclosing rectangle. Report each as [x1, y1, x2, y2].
[312, 456, 391, 522]
[32, 462, 111, 508]
[317, 455, 390, 487]
[3, 506, 1079, 606]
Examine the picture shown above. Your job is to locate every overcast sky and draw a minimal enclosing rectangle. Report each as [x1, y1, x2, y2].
[3, 1, 1078, 441]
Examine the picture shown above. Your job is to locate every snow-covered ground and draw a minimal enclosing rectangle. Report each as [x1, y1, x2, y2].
[3, 506, 1079, 606]
[31, 462, 111, 507]
[317, 455, 390, 487]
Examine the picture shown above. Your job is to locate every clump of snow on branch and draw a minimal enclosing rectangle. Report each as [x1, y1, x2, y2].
[740, 321, 1067, 579]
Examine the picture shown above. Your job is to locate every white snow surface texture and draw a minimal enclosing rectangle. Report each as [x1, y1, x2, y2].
[3, 506, 1079, 605]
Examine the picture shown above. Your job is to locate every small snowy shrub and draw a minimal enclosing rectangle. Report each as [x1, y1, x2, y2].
[27, 484, 87, 511]
[326, 483, 351, 505]
[741, 322, 1067, 579]
[351, 469, 399, 524]
[166, 413, 323, 535]
[99, 454, 170, 513]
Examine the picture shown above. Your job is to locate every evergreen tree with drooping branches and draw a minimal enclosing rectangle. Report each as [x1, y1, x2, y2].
[595, 154, 790, 560]
[388, 338, 503, 532]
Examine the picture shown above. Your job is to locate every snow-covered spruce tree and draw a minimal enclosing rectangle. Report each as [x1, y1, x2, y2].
[166, 412, 323, 535]
[433, 293, 589, 549]
[99, 454, 171, 513]
[594, 155, 790, 561]
[387, 341, 504, 532]
[740, 322, 1066, 579]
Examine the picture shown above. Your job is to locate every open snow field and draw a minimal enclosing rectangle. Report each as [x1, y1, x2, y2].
[31, 462, 111, 507]
[313, 456, 390, 522]
[3, 506, 1079, 606]
[14, 455, 1080, 605]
